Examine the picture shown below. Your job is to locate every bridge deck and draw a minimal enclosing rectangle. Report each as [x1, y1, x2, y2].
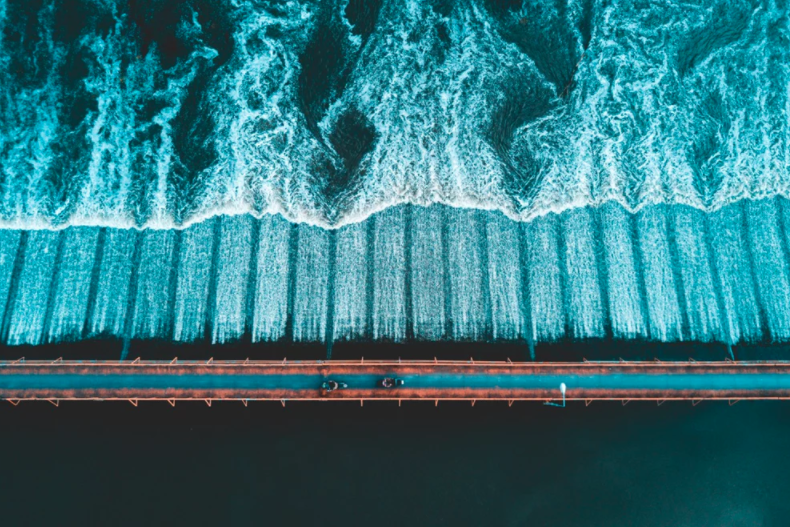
[2, 360, 790, 403]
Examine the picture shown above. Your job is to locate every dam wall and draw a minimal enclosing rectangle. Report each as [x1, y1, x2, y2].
[0, 198, 787, 351]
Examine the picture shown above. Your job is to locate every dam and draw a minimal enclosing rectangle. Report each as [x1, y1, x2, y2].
[3, 2, 790, 524]
[0, 0, 789, 397]
[1, 198, 789, 353]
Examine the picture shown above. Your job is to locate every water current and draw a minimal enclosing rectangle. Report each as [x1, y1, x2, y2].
[1, 0, 788, 228]
[0, 0, 788, 349]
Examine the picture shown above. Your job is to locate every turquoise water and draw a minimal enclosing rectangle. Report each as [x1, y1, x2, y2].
[2, 4, 789, 523]
[0, 0, 788, 228]
[1, 1, 789, 353]
[1, 198, 789, 350]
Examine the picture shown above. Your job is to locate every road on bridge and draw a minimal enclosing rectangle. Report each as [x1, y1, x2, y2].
[2, 360, 790, 403]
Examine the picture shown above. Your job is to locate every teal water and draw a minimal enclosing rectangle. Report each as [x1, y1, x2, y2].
[2, 5, 788, 523]
[0, 401, 788, 526]
[1, 1, 789, 353]
[0, 0, 788, 228]
[1, 198, 790, 350]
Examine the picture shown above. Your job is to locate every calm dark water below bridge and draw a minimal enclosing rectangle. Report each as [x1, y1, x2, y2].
[1, 399, 788, 526]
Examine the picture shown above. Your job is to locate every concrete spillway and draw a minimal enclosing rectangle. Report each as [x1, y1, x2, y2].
[0, 198, 789, 351]
[2, 360, 790, 403]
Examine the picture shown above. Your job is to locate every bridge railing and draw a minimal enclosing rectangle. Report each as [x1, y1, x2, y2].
[2, 358, 790, 367]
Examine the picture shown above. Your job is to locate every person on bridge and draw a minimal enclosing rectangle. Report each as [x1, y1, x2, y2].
[380, 377, 405, 388]
[322, 380, 347, 392]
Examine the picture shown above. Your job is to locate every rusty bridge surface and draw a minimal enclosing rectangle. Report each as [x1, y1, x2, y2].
[3, 358, 790, 405]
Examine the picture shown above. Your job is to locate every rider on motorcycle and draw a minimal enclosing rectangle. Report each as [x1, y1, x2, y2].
[322, 380, 347, 392]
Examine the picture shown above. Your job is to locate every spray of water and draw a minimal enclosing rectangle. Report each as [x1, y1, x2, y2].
[0, 0, 786, 229]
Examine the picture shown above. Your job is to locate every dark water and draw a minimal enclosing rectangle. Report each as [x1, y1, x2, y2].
[2, 401, 789, 526]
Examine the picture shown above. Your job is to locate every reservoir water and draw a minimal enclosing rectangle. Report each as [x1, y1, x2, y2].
[1, 400, 788, 526]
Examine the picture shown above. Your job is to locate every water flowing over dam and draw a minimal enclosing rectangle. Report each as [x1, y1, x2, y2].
[0, 0, 789, 353]
[1, 198, 789, 349]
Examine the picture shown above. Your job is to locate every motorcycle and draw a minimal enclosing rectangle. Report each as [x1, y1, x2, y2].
[321, 380, 348, 392]
[379, 377, 405, 389]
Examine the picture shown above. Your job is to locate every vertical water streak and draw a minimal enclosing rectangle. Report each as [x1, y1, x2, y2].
[707, 202, 762, 343]
[477, 210, 494, 340]
[636, 206, 683, 341]
[325, 230, 337, 355]
[41, 231, 66, 345]
[592, 207, 613, 339]
[7, 230, 60, 345]
[213, 215, 254, 343]
[364, 216, 375, 339]
[561, 207, 604, 339]
[284, 223, 298, 342]
[82, 228, 107, 339]
[47, 228, 99, 341]
[517, 222, 535, 357]
[0, 230, 22, 331]
[410, 206, 446, 340]
[89, 229, 137, 336]
[700, 213, 730, 345]
[599, 203, 646, 338]
[665, 207, 692, 339]
[131, 230, 177, 339]
[120, 231, 143, 359]
[446, 207, 487, 340]
[525, 213, 565, 341]
[245, 218, 262, 344]
[333, 222, 367, 341]
[252, 215, 291, 342]
[670, 206, 722, 341]
[165, 230, 183, 340]
[776, 198, 790, 329]
[205, 218, 222, 341]
[173, 220, 214, 342]
[746, 199, 790, 340]
[441, 206, 453, 339]
[403, 205, 414, 341]
[372, 206, 407, 341]
[293, 224, 330, 341]
[485, 211, 523, 340]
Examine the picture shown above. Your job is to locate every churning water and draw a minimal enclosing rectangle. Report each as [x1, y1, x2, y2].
[0, 0, 788, 349]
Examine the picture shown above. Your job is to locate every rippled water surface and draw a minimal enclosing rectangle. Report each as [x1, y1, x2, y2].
[1, 0, 789, 351]
[0, 0, 788, 228]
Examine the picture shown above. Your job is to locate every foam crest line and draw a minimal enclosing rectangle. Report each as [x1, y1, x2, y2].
[0, 200, 787, 350]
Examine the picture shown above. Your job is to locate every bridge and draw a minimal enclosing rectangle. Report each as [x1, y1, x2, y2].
[2, 359, 790, 405]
